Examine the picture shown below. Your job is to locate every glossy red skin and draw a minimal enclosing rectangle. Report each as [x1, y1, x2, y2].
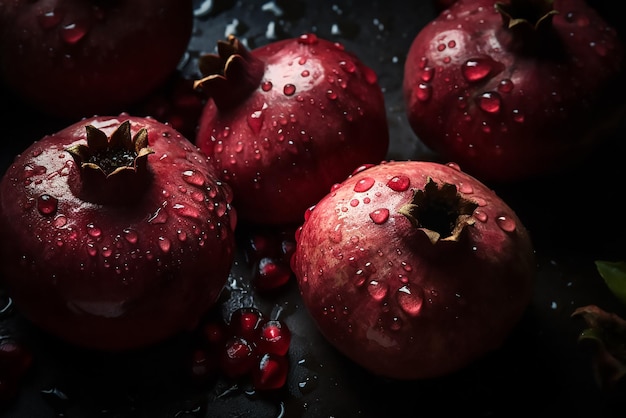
[0, 115, 237, 351]
[404, 0, 625, 183]
[291, 161, 535, 379]
[196, 35, 389, 225]
[0, 0, 193, 119]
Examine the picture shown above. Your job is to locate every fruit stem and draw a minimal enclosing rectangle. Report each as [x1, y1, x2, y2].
[495, 0, 559, 52]
[65, 120, 154, 204]
[397, 178, 478, 245]
[193, 35, 265, 110]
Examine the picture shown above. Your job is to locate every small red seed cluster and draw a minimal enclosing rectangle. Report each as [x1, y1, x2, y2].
[190, 307, 292, 391]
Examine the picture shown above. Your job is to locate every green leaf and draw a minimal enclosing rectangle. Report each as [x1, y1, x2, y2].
[595, 260, 626, 305]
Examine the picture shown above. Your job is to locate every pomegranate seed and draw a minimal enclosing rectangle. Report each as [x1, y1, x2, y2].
[220, 336, 256, 379]
[254, 257, 293, 292]
[229, 307, 265, 342]
[252, 353, 289, 391]
[257, 319, 291, 356]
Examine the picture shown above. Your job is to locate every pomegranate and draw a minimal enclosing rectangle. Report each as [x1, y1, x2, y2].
[0, 115, 237, 351]
[403, 0, 626, 183]
[194, 33, 389, 225]
[0, 0, 193, 119]
[291, 160, 535, 379]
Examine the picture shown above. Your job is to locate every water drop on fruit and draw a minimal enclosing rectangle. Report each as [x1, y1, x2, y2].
[38, 9, 64, 29]
[354, 177, 375, 192]
[497, 78, 514, 93]
[326, 90, 338, 100]
[123, 228, 138, 244]
[462, 58, 498, 82]
[386, 175, 410, 192]
[283, 84, 296, 96]
[369, 208, 389, 224]
[60, 21, 88, 44]
[158, 237, 171, 253]
[261, 81, 273, 91]
[339, 60, 356, 74]
[415, 83, 431, 102]
[86, 223, 102, 238]
[367, 280, 388, 301]
[473, 208, 488, 222]
[477, 91, 501, 113]
[37, 194, 58, 216]
[496, 215, 516, 232]
[182, 170, 205, 187]
[298, 33, 318, 45]
[512, 109, 525, 123]
[396, 284, 423, 316]
[247, 109, 265, 133]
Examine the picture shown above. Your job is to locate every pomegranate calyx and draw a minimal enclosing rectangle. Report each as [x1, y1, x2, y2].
[194, 35, 265, 110]
[66, 120, 154, 177]
[495, 0, 558, 32]
[397, 178, 478, 244]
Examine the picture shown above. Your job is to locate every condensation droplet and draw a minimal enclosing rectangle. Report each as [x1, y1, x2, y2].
[386, 175, 410, 192]
[462, 58, 495, 82]
[60, 21, 88, 44]
[283, 84, 296, 96]
[261, 81, 273, 91]
[38, 8, 64, 29]
[497, 78, 514, 93]
[86, 223, 101, 238]
[298, 33, 318, 45]
[473, 208, 488, 222]
[477, 91, 501, 113]
[123, 228, 138, 244]
[458, 182, 473, 194]
[37, 194, 58, 216]
[396, 284, 423, 316]
[158, 237, 171, 253]
[354, 177, 375, 192]
[182, 170, 205, 187]
[367, 280, 388, 301]
[369, 208, 389, 224]
[415, 83, 431, 102]
[496, 215, 517, 232]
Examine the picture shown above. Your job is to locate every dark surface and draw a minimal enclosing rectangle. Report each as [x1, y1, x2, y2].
[1, 0, 626, 417]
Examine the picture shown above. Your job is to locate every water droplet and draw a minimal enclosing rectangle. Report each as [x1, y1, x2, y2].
[158, 237, 171, 253]
[247, 109, 265, 133]
[349, 199, 359, 207]
[37, 194, 58, 216]
[396, 284, 423, 316]
[367, 280, 388, 301]
[53, 215, 67, 228]
[326, 90, 338, 100]
[462, 58, 496, 82]
[369, 208, 389, 224]
[86, 223, 101, 238]
[123, 228, 138, 244]
[182, 170, 205, 187]
[339, 60, 356, 74]
[415, 83, 431, 102]
[497, 78, 514, 93]
[473, 208, 488, 222]
[86, 242, 97, 257]
[458, 182, 473, 194]
[362, 66, 378, 85]
[512, 109, 525, 123]
[446, 162, 462, 171]
[60, 21, 88, 44]
[496, 215, 517, 232]
[298, 33, 318, 45]
[354, 177, 375, 192]
[298, 374, 319, 394]
[300, 69, 310, 77]
[283, 84, 296, 96]
[421, 66, 434, 82]
[477, 91, 501, 113]
[329, 223, 343, 243]
[386, 175, 410, 192]
[38, 8, 64, 29]
[261, 81, 273, 92]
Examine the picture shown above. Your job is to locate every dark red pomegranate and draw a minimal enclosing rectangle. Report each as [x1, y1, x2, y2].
[194, 33, 389, 225]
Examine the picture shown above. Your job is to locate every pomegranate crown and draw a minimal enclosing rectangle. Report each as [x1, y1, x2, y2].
[65, 120, 154, 177]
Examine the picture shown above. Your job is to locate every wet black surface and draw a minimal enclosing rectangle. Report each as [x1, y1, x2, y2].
[2, 0, 626, 417]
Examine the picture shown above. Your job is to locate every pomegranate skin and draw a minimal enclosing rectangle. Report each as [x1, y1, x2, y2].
[403, 0, 626, 183]
[291, 161, 535, 379]
[0, 115, 237, 351]
[195, 34, 389, 225]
